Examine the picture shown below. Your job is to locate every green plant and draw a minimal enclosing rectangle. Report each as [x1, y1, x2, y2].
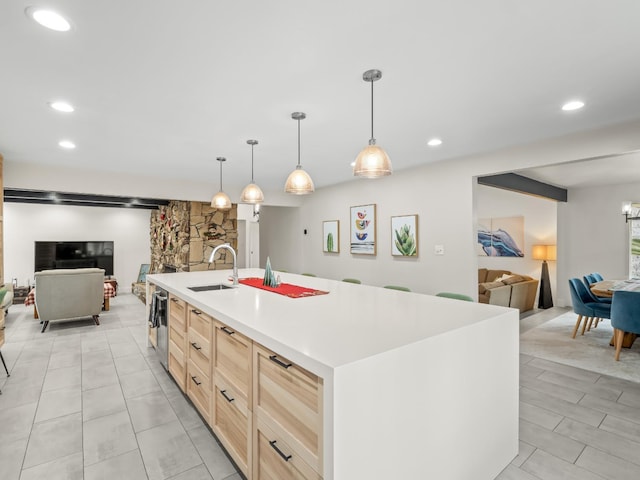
[327, 232, 334, 252]
[394, 225, 416, 256]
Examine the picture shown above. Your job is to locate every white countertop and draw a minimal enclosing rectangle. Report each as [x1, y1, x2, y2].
[148, 268, 513, 378]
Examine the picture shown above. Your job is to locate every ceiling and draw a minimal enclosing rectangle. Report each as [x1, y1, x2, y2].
[2, 0, 640, 196]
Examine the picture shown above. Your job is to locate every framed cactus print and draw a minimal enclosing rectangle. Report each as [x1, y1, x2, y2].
[350, 204, 376, 255]
[323, 220, 339, 253]
[391, 215, 418, 257]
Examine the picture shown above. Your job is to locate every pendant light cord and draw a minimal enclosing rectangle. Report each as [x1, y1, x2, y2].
[370, 78, 374, 141]
[219, 160, 223, 191]
[251, 144, 255, 182]
[297, 118, 301, 167]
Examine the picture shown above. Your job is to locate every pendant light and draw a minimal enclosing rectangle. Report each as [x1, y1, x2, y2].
[211, 157, 232, 210]
[285, 112, 315, 194]
[353, 69, 392, 178]
[240, 139, 264, 204]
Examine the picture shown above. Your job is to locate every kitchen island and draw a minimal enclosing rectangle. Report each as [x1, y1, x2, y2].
[147, 268, 518, 480]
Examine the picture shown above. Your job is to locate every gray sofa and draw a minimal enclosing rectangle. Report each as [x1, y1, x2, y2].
[478, 268, 539, 313]
[35, 268, 105, 332]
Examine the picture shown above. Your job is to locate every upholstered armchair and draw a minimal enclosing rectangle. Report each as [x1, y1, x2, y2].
[35, 268, 105, 333]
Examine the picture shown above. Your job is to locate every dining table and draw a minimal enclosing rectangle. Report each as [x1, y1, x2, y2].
[590, 278, 640, 348]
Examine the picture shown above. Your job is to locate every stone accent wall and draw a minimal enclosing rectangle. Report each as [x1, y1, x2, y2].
[149, 200, 238, 274]
[150, 201, 190, 274]
[189, 202, 237, 272]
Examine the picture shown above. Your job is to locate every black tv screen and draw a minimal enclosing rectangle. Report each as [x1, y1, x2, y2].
[35, 241, 114, 276]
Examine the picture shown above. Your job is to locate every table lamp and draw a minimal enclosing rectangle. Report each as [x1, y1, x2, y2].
[532, 244, 556, 309]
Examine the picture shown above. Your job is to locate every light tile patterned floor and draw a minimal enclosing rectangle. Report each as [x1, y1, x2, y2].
[0, 294, 241, 480]
[1, 298, 640, 479]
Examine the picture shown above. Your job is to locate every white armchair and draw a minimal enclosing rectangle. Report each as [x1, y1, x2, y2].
[35, 268, 105, 333]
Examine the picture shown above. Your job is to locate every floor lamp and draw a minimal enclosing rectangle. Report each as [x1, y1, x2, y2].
[532, 245, 556, 309]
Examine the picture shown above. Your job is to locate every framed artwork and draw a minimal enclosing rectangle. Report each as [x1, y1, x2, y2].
[323, 220, 340, 253]
[391, 214, 418, 257]
[137, 264, 151, 282]
[350, 204, 376, 255]
[477, 216, 524, 257]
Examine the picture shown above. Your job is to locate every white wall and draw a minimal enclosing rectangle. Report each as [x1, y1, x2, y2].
[557, 181, 640, 306]
[259, 206, 302, 272]
[476, 184, 558, 303]
[4, 203, 150, 287]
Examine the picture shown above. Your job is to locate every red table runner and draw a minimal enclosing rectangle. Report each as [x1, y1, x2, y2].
[239, 277, 329, 298]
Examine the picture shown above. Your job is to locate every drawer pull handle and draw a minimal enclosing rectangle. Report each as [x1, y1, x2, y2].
[269, 440, 292, 462]
[220, 389, 235, 403]
[269, 355, 292, 369]
[170, 298, 179, 303]
[190, 342, 202, 350]
[191, 309, 202, 315]
[220, 326, 235, 336]
[191, 375, 202, 386]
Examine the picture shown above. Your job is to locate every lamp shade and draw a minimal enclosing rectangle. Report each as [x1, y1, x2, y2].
[240, 183, 264, 204]
[284, 165, 314, 194]
[353, 144, 392, 178]
[211, 191, 232, 210]
[532, 244, 556, 261]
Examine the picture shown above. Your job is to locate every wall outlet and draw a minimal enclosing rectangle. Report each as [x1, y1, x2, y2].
[434, 244, 445, 255]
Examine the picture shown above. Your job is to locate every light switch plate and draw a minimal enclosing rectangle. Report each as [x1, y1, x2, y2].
[434, 244, 445, 255]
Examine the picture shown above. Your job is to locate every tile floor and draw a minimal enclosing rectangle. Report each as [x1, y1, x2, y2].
[1, 297, 640, 479]
[0, 293, 242, 480]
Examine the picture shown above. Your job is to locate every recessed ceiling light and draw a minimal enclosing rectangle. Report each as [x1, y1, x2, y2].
[561, 100, 585, 111]
[26, 7, 71, 32]
[49, 101, 75, 113]
[427, 138, 443, 147]
[58, 140, 76, 149]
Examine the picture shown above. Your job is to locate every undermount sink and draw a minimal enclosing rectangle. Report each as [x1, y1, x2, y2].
[188, 284, 233, 292]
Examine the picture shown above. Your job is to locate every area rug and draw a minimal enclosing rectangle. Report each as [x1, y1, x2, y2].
[520, 311, 640, 383]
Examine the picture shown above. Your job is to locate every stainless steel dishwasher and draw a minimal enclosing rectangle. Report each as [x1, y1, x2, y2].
[149, 287, 168, 370]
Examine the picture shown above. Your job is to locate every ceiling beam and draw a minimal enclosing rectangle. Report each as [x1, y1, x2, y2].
[477, 173, 567, 202]
[3, 188, 170, 210]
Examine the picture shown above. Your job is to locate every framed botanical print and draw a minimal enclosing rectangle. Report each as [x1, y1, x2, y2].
[350, 204, 376, 255]
[323, 220, 339, 253]
[391, 215, 418, 257]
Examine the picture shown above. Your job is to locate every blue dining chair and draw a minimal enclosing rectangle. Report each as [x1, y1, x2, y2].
[611, 290, 640, 361]
[582, 275, 612, 304]
[592, 272, 604, 282]
[568, 278, 611, 338]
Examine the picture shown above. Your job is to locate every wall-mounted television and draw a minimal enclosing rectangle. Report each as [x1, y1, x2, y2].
[35, 241, 114, 276]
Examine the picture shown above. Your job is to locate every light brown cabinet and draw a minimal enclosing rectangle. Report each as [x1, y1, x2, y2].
[186, 306, 213, 422]
[211, 320, 253, 476]
[253, 344, 323, 478]
[168, 295, 187, 391]
[164, 292, 323, 480]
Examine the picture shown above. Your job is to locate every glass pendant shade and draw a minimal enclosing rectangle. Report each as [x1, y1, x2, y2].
[285, 112, 314, 195]
[211, 156, 232, 210]
[353, 143, 392, 178]
[354, 69, 392, 178]
[284, 165, 315, 194]
[240, 183, 264, 203]
[240, 139, 264, 204]
[211, 191, 232, 210]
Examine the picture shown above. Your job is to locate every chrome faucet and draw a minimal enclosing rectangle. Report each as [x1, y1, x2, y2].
[208, 243, 238, 286]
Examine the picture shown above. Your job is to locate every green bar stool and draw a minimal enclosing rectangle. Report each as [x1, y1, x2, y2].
[384, 285, 411, 292]
[301, 273, 316, 277]
[436, 292, 474, 302]
[342, 278, 361, 284]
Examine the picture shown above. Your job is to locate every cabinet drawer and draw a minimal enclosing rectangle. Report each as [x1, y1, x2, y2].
[212, 373, 251, 477]
[254, 345, 323, 473]
[188, 328, 212, 376]
[169, 295, 187, 332]
[255, 417, 321, 480]
[188, 307, 213, 340]
[215, 321, 251, 402]
[187, 359, 211, 421]
[170, 323, 187, 352]
[168, 340, 187, 392]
